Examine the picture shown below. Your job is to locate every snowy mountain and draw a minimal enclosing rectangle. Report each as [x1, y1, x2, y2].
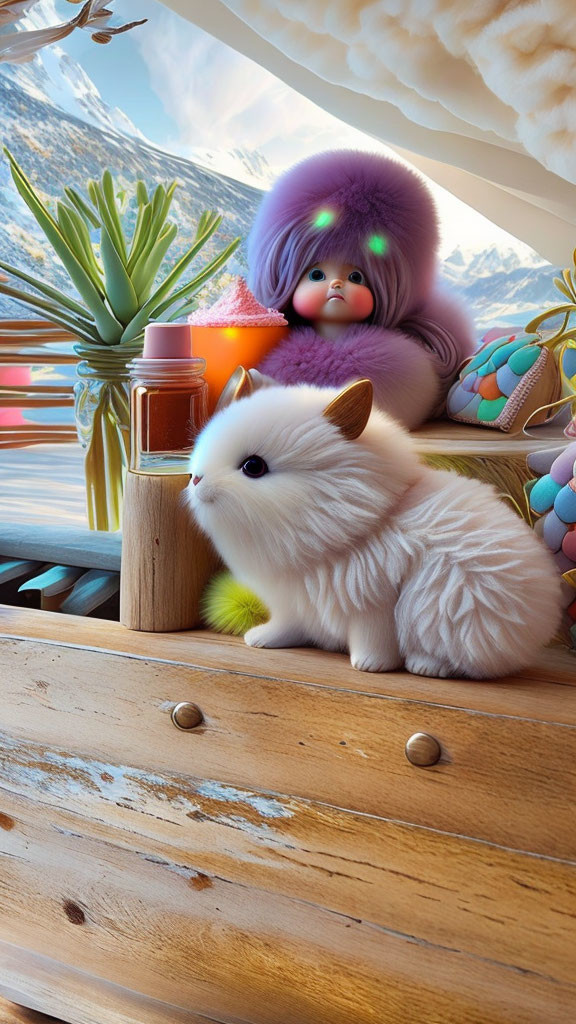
[0, 24, 564, 332]
[442, 244, 561, 330]
[0, 65, 264, 318]
[187, 146, 277, 189]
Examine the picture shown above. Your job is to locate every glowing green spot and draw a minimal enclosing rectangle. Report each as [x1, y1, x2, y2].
[368, 234, 388, 255]
[314, 209, 335, 228]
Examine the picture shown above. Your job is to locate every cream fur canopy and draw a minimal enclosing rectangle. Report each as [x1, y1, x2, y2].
[160, 0, 576, 264]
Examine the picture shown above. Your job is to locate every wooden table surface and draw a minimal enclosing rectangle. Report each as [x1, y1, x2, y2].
[0, 994, 64, 1022]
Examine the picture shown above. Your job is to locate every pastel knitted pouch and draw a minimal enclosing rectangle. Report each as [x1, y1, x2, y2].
[446, 331, 561, 433]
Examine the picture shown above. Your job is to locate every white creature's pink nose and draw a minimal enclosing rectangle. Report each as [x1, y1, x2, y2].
[330, 279, 343, 288]
[192, 475, 203, 486]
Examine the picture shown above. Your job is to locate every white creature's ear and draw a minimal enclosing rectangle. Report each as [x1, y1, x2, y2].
[322, 378, 373, 440]
[247, 368, 278, 389]
[214, 366, 254, 411]
[214, 366, 278, 413]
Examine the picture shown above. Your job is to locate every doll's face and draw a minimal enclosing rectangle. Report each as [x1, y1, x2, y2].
[292, 260, 374, 326]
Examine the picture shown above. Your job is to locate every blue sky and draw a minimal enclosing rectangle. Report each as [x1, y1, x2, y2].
[53, 0, 176, 145]
[37, 0, 535, 258]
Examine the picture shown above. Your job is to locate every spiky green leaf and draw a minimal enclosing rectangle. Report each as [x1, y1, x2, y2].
[136, 181, 149, 206]
[64, 186, 101, 228]
[57, 202, 104, 294]
[102, 170, 127, 262]
[88, 178, 125, 264]
[127, 203, 152, 274]
[151, 236, 241, 322]
[120, 216, 229, 342]
[131, 222, 178, 302]
[4, 148, 122, 343]
[99, 224, 139, 323]
[0, 281, 100, 342]
[0, 259, 93, 319]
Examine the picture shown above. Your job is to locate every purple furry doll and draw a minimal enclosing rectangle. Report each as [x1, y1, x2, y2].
[248, 149, 475, 429]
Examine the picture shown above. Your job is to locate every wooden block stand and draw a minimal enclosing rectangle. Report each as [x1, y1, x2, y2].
[0, 606, 575, 1023]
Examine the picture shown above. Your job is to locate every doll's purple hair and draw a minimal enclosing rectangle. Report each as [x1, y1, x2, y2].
[247, 149, 439, 327]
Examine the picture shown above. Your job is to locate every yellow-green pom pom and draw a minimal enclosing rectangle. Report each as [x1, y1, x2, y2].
[201, 572, 269, 635]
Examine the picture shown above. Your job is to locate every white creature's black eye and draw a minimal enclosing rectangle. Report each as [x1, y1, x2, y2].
[240, 455, 269, 478]
[308, 267, 326, 282]
[348, 270, 365, 285]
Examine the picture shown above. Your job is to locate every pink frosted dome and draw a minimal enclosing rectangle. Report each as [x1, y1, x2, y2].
[189, 277, 287, 328]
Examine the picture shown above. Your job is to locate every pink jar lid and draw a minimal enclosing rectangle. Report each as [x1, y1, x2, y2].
[143, 322, 194, 359]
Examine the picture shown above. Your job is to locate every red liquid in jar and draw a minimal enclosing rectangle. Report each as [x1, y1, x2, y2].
[133, 382, 208, 454]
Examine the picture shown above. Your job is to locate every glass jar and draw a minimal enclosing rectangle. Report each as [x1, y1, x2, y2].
[128, 356, 208, 475]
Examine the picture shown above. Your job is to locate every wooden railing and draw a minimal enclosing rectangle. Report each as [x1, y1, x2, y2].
[0, 318, 78, 449]
[0, 319, 121, 617]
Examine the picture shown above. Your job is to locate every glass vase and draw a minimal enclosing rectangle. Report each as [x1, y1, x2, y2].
[73, 339, 144, 532]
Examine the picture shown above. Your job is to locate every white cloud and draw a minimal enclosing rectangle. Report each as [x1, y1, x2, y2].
[135, 6, 541, 259]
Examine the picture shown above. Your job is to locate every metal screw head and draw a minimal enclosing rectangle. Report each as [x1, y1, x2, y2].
[171, 702, 203, 731]
[405, 732, 441, 767]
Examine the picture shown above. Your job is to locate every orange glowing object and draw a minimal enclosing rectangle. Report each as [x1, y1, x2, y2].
[190, 324, 288, 413]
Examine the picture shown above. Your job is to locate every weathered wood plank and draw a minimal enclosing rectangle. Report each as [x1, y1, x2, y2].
[1, 637, 575, 861]
[0, 994, 66, 1023]
[1, 605, 575, 721]
[0, 524, 121, 572]
[0, 751, 574, 985]
[0, 803, 574, 1024]
[0, 942, 224, 1024]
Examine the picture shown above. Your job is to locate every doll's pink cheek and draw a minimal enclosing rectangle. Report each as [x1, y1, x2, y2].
[292, 283, 323, 319]
[349, 288, 374, 320]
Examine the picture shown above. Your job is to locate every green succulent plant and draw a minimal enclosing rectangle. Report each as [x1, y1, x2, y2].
[0, 148, 241, 530]
[0, 147, 240, 342]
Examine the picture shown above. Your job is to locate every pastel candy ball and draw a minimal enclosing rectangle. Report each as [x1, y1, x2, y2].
[496, 364, 523, 397]
[554, 481, 576, 523]
[448, 384, 476, 415]
[561, 526, 576, 562]
[530, 475, 563, 514]
[527, 446, 569, 476]
[477, 358, 497, 378]
[549, 442, 576, 485]
[543, 510, 569, 552]
[462, 372, 477, 393]
[490, 336, 530, 369]
[458, 393, 482, 418]
[477, 395, 508, 422]
[478, 372, 501, 401]
[508, 345, 540, 375]
[467, 341, 501, 373]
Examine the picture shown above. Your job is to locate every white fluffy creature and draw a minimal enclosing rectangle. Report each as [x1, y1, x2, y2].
[187, 379, 562, 679]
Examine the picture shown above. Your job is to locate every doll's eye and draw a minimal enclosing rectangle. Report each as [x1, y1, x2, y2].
[348, 270, 365, 285]
[240, 455, 269, 478]
[308, 268, 326, 282]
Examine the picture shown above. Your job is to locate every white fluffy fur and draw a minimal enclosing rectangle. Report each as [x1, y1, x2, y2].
[187, 384, 562, 679]
[223, 0, 576, 184]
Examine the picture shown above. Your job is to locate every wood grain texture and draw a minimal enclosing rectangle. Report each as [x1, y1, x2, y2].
[120, 472, 221, 631]
[0, 942, 224, 1024]
[0, 794, 574, 1024]
[0, 994, 66, 1023]
[1, 635, 575, 859]
[0, 740, 574, 984]
[1, 604, 574, 719]
[0, 610, 575, 1021]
